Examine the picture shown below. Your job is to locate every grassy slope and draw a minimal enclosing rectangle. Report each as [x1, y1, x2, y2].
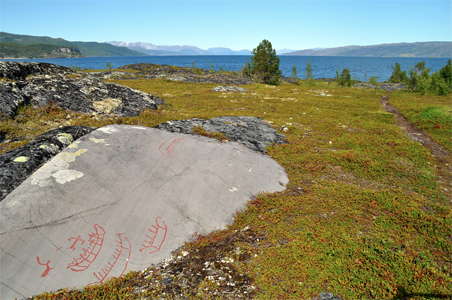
[1, 78, 450, 299]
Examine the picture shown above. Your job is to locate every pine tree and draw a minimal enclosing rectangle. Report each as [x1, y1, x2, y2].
[291, 65, 298, 79]
[305, 63, 313, 80]
[337, 68, 352, 87]
[249, 40, 281, 85]
[439, 59, 452, 88]
[389, 63, 407, 83]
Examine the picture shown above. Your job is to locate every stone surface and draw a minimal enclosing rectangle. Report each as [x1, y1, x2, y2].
[0, 81, 26, 119]
[354, 82, 406, 91]
[0, 61, 72, 80]
[0, 74, 163, 118]
[0, 125, 288, 299]
[212, 86, 246, 92]
[116, 63, 251, 84]
[156, 116, 286, 153]
[0, 126, 94, 201]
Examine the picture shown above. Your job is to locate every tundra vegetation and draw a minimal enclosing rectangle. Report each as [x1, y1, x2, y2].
[0, 62, 447, 299]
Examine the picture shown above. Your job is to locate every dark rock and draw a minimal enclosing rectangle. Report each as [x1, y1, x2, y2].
[0, 61, 72, 80]
[0, 126, 94, 201]
[117, 63, 251, 85]
[156, 116, 286, 153]
[354, 82, 406, 91]
[1, 74, 162, 118]
[0, 81, 27, 119]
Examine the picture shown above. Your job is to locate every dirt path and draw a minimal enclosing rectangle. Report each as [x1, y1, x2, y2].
[381, 96, 452, 202]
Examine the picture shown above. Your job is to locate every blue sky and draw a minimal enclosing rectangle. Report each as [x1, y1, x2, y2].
[1, 0, 451, 50]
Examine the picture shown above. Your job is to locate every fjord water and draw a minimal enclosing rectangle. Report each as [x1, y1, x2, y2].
[2, 55, 450, 81]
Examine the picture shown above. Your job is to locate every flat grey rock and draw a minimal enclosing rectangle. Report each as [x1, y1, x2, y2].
[156, 116, 286, 153]
[0, 125, 288, 299]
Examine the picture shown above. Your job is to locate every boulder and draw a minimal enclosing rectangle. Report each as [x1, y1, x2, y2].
[0, 61, 72, 80]
[156, 116, 286, 153]
[0, 126, 94, 201]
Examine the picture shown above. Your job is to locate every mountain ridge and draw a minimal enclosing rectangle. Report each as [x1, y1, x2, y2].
[108, 41, 252, 55]
[0, 32, 146, 58]
[285, 42, 452, 58]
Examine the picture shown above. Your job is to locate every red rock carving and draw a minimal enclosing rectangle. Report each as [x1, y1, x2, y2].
[67, 224, 105, 272]
[68, 235, 85, 250]
[36, 256, 54, 277]
[158, 138, 184, 155]
[140, 217, 168, 254]
[91, 233, 132, 284]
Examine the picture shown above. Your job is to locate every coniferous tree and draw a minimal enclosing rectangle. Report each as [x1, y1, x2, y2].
[389, 63, 407, 83]
[249, 40, 281, 85]
[306, 63, 313, 80]
[291, 65, 298, 79]
[438, 59, 452, 87]
[337, 68, 352, 87]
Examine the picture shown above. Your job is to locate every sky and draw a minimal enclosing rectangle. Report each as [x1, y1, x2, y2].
[1, 0, 451, 50]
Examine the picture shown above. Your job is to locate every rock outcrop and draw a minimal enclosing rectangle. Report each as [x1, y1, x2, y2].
[116, 63, 251, 85]
[0, 62, 163, 119]
[19, 75, 162, 116]
[0, 61, 72, 80]
[156, 116, 286, 153]
[0, 126, 94, 201]
[353, 82, 406, 91]
[0, 82, 26, 119]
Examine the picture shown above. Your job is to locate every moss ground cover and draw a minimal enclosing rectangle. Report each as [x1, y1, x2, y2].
[2, 78, 450, 299]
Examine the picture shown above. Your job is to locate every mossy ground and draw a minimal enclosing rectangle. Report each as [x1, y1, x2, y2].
[2, 77, 450, 299]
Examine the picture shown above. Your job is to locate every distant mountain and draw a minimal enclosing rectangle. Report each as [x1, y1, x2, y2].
[0, 32, 146, 58]
[109, 41, 251, 55]
[0, 43, 81, 58]
[285, 42, 452, 58]
[276, 49, 297, 54]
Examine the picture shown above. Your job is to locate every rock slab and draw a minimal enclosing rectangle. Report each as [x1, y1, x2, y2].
[156, 116, 286, 153]
[0, 125, 288, 299]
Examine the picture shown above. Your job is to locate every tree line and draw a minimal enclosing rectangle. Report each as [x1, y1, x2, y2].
[242, 39, 451, 96]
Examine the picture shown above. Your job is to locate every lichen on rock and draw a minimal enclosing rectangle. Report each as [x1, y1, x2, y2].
[0, 62, 164, 118]
[0, 126, 94, 201]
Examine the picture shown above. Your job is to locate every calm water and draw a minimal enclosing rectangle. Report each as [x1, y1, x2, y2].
[1, 55, 450, 81]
